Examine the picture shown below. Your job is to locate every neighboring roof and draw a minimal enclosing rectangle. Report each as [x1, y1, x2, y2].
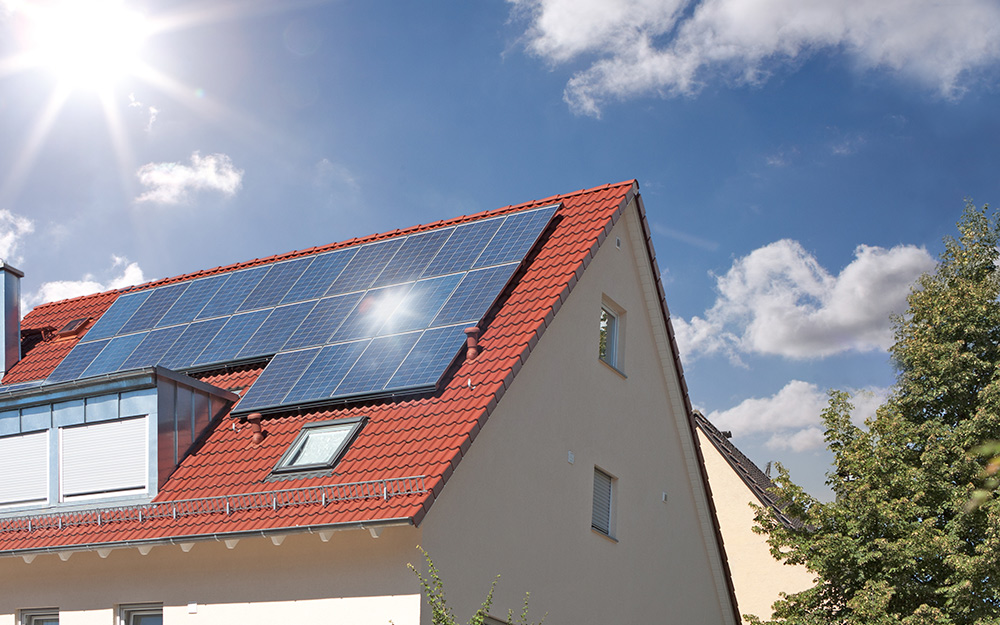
[694, 412, 803, 529]
[0, 181, 654, 553]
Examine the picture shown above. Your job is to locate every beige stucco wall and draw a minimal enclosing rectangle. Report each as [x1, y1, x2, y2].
[421, 200, 737, 625]
[0, 526, 422, 625]
[697, 430, 815, 622]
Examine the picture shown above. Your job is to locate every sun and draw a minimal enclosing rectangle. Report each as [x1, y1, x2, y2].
[20, 0, 151, 92]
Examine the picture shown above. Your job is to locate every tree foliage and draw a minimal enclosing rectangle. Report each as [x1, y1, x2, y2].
[408, 547, 545, 625]
[750, 203, 1000, 624]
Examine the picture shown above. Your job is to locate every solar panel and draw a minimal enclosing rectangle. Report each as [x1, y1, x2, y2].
[237, 301, 315, 359]
[192, 309, 270, 366]
[431, 263, 519, 326]
[49, 203, 559, 411]
[196, 266, 269, 320]
[119, 325, 186, 370]
[80, 334, 147, 378]
[81, 291, 150, 342]
[118, 282, 189, 335]
[237, 257, 313, 312]
[421, 218, 502, 277]
[332, 332, 421, 397]
[47, 340, 110, 382]
[327, 283, 413, 343]
[385, 324, 468, 389]
[371, 228, 453, 288]
[158, 318, 227, 370]
[279, 248, 357, 304]
[326, 239, 404, 295]
[235, 347, 320, 410]
[378, 274, 462, 335]
[281, 292, 363, 351]
[281, 340, 369, 406]
[156, 274, 228, 328]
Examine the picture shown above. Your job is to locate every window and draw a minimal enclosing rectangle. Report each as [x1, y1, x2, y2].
[60, 417, 147, 500]
[272, 417, 364, 474]
[20, 609, 58, 625]
[0, 431, 49, 506]
[599, 299, 624, 371]
[119, 604, 162, 625]
[592, 467, 615, 537]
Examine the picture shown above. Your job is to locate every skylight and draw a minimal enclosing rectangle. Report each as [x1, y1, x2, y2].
[273, 417, 364, 474]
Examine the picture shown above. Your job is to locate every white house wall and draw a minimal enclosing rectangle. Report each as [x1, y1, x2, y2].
[421, 199, 737, 625]
[0, 527, 422, 625]
[696, 430, 815, 622]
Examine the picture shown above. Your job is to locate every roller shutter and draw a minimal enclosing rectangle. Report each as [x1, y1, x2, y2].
[61, 417, 147, 498]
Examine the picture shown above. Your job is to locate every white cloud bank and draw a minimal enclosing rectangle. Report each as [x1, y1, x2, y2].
[136, 152, 243, 205]
[0, 209, 34, 265]
[509, 0, 1000, 115]
[707, 380, 887, 451]
[673, 239, 935, 362]
[26, 255, 147, 310]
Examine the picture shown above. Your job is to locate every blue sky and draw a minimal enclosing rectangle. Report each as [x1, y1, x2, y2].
[2, 0, 1000, 498]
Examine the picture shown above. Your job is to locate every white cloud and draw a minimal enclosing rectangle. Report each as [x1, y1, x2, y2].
[510, 0, 1000, 115]
[26, 255, 147, 309]
[707, 380, 887, 451]
[128, 93, 158, 131]
[136, 152, 243, 205]
[0, 209, 34, 265]
[673, 239, 935, 361]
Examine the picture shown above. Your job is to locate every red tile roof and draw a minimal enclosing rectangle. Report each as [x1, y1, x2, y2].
[0, 180, 672, 554]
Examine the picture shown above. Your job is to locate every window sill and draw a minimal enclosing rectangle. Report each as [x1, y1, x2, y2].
[591, 528, 619, 543]
[598, 358, 627, 379]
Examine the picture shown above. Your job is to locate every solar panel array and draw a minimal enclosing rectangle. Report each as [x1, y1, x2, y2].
[47, 205, 559, 412]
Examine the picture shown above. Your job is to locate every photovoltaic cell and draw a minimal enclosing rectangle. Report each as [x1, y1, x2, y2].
[81, 291, 151, 342]
[420, 218, 502, 277]
[385, 324, 467, 389]
[280, 248, 357, 304]
[235, 348, 320, 410]
[325, 239, 403, 295]
[378, 274, 461, 335]
[332, 332, 421, 397]
[118, 282, 189, 334]
[196, 265, 269, 320]
[47, 340, 110, 382]
[119, 325, 186, 370]
[80, 334, 147, 378]
[328, 284, 413, 343]
[237, 256, 313, 312]
[431, 263, 518, 326]
[192, 309, 270, 366]
[237, 301, 315, 359]
[472, 206, 557, 268]
[280, 340, 369, 406]
[371, 228, 453, 287]
[156, 274, 228, 328]
[158, 318, 227, 370]
[282, 292, 362, 351]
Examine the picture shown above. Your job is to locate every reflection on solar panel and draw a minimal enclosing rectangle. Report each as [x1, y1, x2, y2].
[49, 203, 559, 411]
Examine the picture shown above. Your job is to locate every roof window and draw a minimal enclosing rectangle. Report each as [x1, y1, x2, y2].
[273, 417, 364, 474]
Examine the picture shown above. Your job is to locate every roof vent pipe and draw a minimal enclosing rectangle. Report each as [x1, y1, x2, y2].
[0, 261, 23, 378]
[464, 327, 481, 360]
[247, 412, 265, 445]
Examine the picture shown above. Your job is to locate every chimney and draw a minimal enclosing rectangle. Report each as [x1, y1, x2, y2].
[0, 262, 22, 377]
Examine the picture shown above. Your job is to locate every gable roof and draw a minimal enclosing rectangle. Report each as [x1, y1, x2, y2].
[0, 181, 708, 556]
[694, 411, 803, 529]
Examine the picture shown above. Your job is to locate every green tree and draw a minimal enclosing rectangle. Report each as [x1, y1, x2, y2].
[750, 203, 1000, 624]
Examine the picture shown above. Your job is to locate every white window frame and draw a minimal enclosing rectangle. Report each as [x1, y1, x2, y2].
[599, 297, 625, 372]
[118, 603, 162, 625]
[592, 466, 617, 539]
[19, 609, 58, 625]
[272, 416, 365, 474]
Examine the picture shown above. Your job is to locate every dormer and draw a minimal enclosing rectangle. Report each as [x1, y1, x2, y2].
[0, 367, 236, 512]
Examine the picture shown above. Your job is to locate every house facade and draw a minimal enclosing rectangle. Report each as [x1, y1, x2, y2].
[0, 181, 740, 624]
